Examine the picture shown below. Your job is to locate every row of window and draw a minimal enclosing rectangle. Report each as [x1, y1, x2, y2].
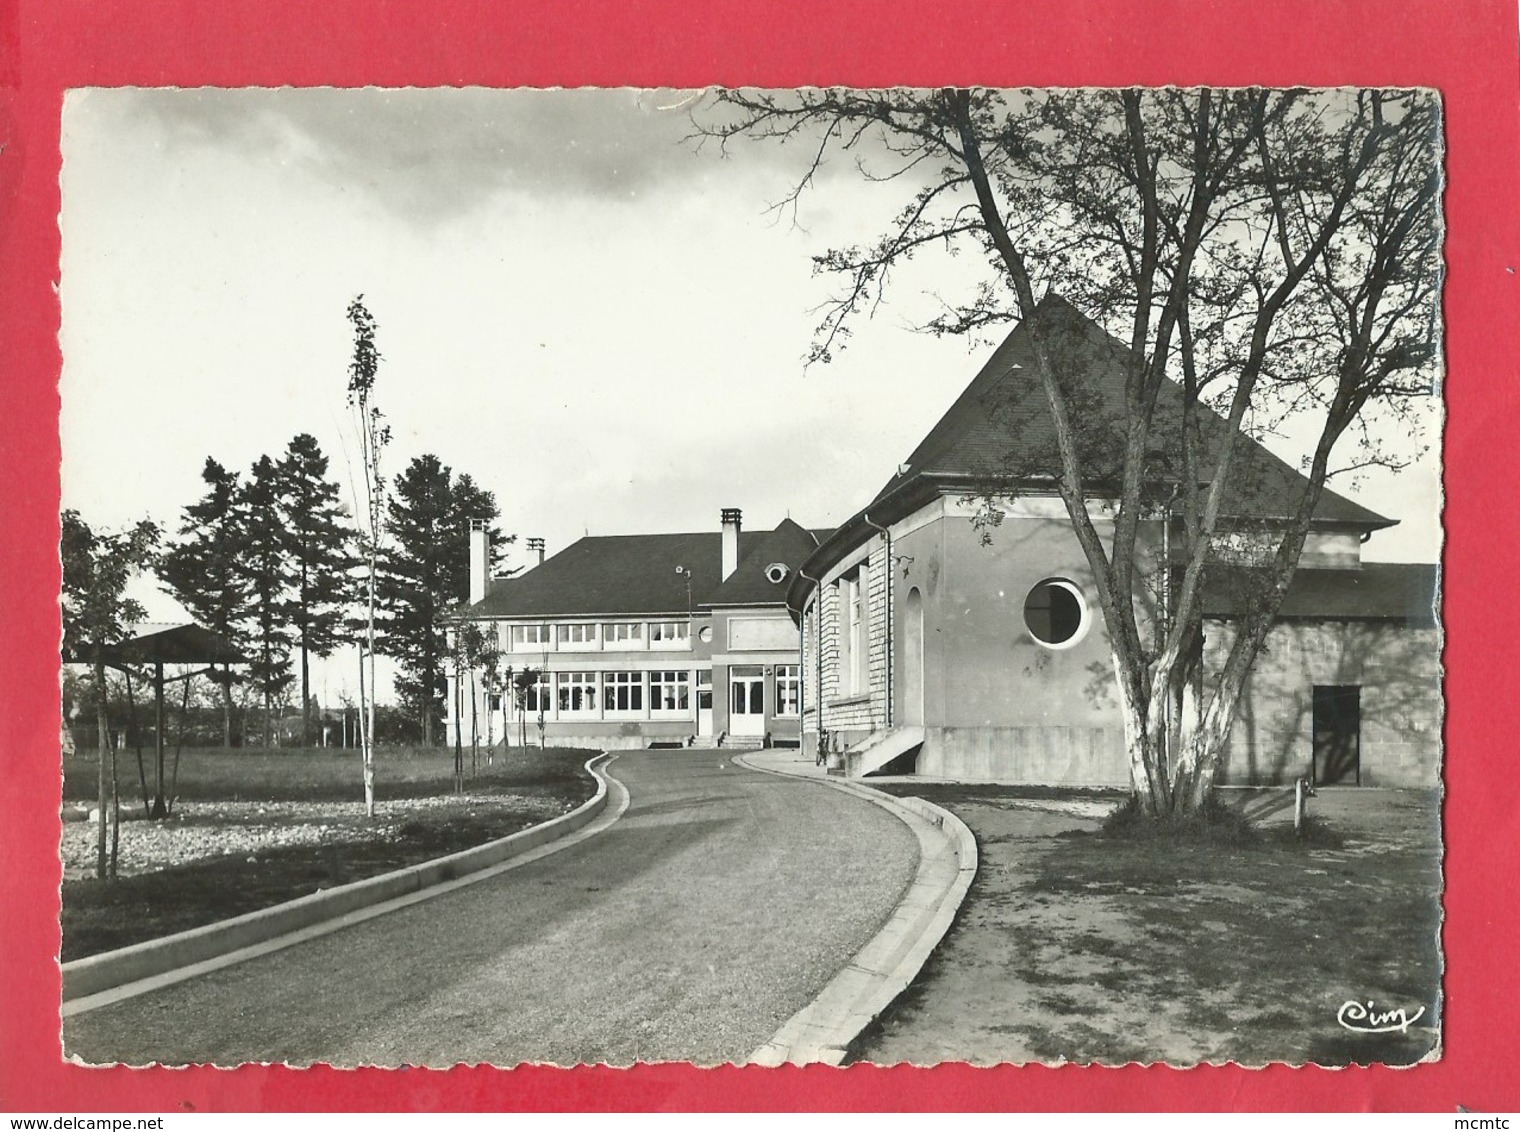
[515, 669, 689, 715]
[503, 667, 801, 718]
[506, 620, 692, 652]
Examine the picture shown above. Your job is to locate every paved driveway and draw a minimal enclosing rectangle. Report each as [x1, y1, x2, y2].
[63, 750, 918, 1067]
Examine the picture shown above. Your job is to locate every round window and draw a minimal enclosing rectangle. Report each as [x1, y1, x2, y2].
[764, 562, 789, 585]
[698, 625, 713, 643]
[1023, 579, 1088, 648]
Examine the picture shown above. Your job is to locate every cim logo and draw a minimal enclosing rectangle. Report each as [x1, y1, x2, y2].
[1335, 998, 1427, 1034]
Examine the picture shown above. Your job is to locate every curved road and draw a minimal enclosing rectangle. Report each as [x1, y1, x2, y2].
[63, 750, 918, 1067]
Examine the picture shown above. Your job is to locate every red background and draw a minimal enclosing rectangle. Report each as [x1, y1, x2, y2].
[2, 0, 1517, 1113]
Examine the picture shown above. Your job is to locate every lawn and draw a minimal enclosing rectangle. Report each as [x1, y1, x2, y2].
[850, 785, 1443, 1068]
[60, 743, 599, 961]
[61, 743, 590, 804]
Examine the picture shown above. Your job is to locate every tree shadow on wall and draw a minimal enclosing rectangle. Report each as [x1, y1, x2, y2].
[1228, 619, 1440, 787]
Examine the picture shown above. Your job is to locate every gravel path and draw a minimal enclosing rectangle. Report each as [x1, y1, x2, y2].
[63, 749, 919, 1068]
[59, 795, 549, 878]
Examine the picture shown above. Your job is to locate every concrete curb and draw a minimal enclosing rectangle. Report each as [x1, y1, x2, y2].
[735, 754, 978, 1067]
[62, 753, 617, 1004]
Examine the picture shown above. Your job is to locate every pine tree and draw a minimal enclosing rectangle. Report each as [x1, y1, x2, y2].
[276, 433, 358, 745]
[157, 457, 252, 748]
[241, 455, 296, 745]
[378, 455, 504, 744]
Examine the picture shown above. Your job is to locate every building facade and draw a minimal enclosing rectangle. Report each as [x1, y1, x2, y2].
[1207, 564, 1441, 788]
[789, 295, 1442, 788]
[450, 512, 822, 750]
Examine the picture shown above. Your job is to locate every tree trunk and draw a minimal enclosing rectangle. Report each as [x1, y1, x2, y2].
[151, 662, 167, 818]
[169, 670, 191, 816]
[452, 669, 464, 794]
[300, 555, 312, 747]
[221, 664, 234, 749]
[485, 681, 495, 766]
[124, 667, 151, 817]
[300, 633, 311, 748]
[469, 669, 478, 781]
[109, 722, 121, 879]
[422, 674, 433, 749]
[357, 641, 374, 816]
[1112, 653, 1165, 815]
[364, 575, 377, 817]
[93, 657, 109, 881]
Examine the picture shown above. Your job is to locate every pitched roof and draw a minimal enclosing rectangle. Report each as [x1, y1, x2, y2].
[64, 622, 247, 667]
[874, 293, 1394, 530]
[701, 518, 822, 607]
[465, 520, 827, 620]
[1203, 562, 1439, 624]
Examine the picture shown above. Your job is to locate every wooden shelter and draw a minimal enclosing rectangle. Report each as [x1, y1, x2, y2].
[68, 621, 245, 817]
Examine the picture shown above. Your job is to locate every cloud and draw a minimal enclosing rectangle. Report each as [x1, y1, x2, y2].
[72, 86, 931, 230]
[82, 86, 730, 225]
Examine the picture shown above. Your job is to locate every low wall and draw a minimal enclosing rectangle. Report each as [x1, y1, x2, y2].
[918, 725, 1128, 785]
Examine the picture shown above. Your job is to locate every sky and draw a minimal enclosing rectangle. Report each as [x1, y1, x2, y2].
[58, 88, 1443, 704]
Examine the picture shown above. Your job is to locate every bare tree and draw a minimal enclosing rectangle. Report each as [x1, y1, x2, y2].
[478, 627, 503, 766]
[698, 87, 1440, 818]
[346, 296, 389, 817]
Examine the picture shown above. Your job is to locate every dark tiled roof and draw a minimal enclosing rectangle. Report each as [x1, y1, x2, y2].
[1203, 562, 1439, 624]
[466, 521, 824, 620]
[701, 518, 821, 608]
[874, 293, 1393, 530]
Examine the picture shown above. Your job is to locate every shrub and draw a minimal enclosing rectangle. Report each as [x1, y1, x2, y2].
[1100, 792, 1261, 846]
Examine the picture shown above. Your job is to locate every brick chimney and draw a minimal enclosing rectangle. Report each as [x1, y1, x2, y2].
[468, 520, 490, 604]
[721, 508, 742, 580]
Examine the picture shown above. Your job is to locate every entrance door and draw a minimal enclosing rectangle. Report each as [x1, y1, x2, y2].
[696, 671, 713, 737]
[1312, 685, 1361, 786]
[729, 666, 765, 737]
[903, 588, 924, 727]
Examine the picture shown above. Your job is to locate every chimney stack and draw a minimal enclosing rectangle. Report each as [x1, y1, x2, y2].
[527, 537, 546, 568]
[720, 508, 742, 580]
[468, 520, 490, 604]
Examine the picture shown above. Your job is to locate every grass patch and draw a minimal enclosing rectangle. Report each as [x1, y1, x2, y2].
[1266, 813, 1346, 849]
[849, 786, 1442, 1067]
[61, 806, 568, 960]
[63, 743, 593, 806]
[61, 744, 598, 960]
